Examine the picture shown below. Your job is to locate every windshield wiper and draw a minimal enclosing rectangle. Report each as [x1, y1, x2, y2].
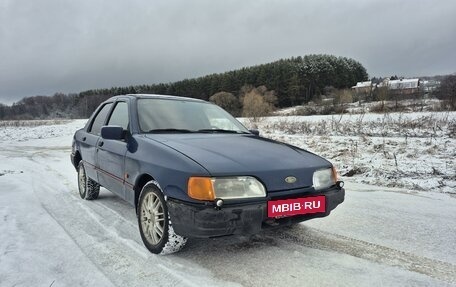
[148, 128, 249, 134]
[147, 128, 195, 133]
[197, 129, 248, 134]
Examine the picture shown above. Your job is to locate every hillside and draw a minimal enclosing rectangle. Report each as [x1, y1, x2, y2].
[0, 54, 367, 120]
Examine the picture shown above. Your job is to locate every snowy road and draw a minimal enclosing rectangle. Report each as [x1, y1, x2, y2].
[0, 121, 455, 286]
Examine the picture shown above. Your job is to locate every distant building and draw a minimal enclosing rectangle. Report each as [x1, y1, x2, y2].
[352, 81, 374, 101]
[379, 78, 421, 98]
[352, 81, 374, 94]
[420, 80, 440, 93]
[388, 78, 419, 92]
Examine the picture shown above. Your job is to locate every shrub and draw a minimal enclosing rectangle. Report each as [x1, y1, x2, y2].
[242, 90, 275, 121]
[209, 92, 240, 116]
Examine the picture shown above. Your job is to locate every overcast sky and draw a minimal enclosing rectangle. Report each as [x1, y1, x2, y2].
[1, 0, 455, 104]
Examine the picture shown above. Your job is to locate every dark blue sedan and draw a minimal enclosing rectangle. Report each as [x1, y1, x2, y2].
[71, 94, 345, 254]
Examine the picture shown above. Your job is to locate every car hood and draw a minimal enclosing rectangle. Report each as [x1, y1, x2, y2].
[144, 134, 331, 192]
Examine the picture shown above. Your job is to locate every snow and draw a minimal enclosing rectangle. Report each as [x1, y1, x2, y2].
[388, 79, 420, 89]
[0, 168, 114, 287]
[0, 119, 86, 142]
[275, 99, 445, 115]
[352, 81, 372, 88]
[243, 111, 456, 193]
[0, 117, 455, 286]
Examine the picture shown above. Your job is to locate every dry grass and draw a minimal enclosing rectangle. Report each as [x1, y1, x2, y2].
[0, 119, 71, 127]
[263, 113, 454, 138]
[254, 112, 456, 192]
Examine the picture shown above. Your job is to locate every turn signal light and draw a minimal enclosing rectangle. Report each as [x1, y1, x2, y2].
[188, 177, 215, 200]
[331, 166, 339, 181]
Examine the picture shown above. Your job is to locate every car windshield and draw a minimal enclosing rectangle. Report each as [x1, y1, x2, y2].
[137, 98, 249, 133]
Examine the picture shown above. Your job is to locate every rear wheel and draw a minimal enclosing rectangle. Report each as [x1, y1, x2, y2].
[137, 181, 187, 254]
[78, 162, 100, 200]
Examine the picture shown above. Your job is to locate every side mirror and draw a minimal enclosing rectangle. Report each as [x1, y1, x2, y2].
[249, 129, 260, 136]
[101, 125, 124, 140]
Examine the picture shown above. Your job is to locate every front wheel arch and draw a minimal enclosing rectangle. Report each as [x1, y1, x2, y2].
[134, 174, 154, 211]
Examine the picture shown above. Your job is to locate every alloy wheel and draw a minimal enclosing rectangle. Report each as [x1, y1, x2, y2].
[140, 192, 165, 244]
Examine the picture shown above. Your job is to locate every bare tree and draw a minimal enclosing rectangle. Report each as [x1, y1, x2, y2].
[437, 75, 456, 110]
[375, 86, 389, 112]
[334, 89, 353, 113]
[242, 89, 275, 121]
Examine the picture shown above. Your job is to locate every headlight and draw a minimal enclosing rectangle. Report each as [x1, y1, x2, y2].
[188, 176, 266, 200]
[313, 167, 336, 190]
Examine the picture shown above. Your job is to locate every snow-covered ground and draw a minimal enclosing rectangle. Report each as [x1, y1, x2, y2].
[275, 99, 445, 116]
[0, 118, 455, 286]
[243, 111, 456, 194]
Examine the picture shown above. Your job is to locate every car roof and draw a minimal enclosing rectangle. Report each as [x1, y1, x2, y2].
[109, 94, 206, 103]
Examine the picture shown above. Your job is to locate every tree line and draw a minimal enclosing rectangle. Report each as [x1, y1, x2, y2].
[0, 54, 368, 120]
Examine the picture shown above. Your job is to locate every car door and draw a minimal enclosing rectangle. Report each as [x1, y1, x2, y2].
[79, 102, 113, 181]
[96, 100, 129, 198]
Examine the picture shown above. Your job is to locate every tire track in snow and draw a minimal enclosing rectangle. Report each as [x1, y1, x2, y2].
[275, 225, 456, 284]
[0, 155, 116, 287]
[13, 142, 454, 286]
[27, 148, 237, 287]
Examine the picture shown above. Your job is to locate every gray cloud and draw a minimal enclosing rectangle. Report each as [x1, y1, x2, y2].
[1, 0, 455, 104]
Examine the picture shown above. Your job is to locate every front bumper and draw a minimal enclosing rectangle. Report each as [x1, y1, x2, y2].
[168, 186, 345, 238]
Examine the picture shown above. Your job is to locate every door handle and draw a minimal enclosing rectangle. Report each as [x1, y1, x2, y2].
[98, 141, 104, 147]
[82, 137, 86, 141]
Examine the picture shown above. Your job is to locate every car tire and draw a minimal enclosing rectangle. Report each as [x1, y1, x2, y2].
[78, 161, 100, 200]
[137, 181, 187, 255]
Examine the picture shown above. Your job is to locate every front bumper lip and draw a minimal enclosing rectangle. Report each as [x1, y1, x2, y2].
[168, 186, 345, 238]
